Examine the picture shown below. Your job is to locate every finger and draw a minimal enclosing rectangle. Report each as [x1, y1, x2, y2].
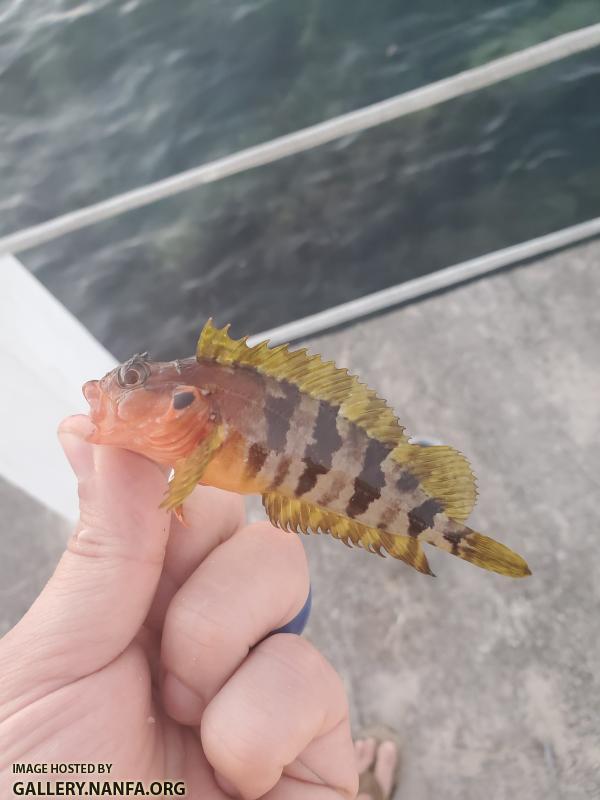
[145, 484, 246, 632]
[161, 521, 310, 725]
[167, 485, 246, 584]
[201, 635, 357, 800]
[0, 415, 171, 708]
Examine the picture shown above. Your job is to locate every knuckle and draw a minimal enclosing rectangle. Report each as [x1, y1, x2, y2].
[260, 634, 327, 687]
[68, 496, 165, 565]
[263, 635, 349, 714]
[201, 707, 277, 784]
[166, 594, 231, 657]
[203, 712, 249, 765]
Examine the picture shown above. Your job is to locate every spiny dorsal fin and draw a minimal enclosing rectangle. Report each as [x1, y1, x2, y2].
[391, 442, 478, 522]
[197, 319, 408, 447]
[262, 492, 433, 576]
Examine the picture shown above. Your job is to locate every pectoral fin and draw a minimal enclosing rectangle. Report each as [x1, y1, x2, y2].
[160, 425, 226, 511]
[262, 492, 433, 576]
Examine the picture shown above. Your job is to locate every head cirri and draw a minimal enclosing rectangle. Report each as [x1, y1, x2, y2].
[82, 353, 215, 464]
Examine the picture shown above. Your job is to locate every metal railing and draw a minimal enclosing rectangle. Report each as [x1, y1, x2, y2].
[2, 22, 600, 517]
[1, 23, 599, 258]
[249, 216, 600, 345]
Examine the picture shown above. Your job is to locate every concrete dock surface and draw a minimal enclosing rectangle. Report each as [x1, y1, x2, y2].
[2, 239, 600, 798]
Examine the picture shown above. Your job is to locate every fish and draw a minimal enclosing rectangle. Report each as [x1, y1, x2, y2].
[82, 319, 531, 578]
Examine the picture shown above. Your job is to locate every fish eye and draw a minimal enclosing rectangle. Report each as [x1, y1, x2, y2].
[117, 358, 150, 388]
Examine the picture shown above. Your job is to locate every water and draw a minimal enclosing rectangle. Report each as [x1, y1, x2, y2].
[1, 0, 599, 359]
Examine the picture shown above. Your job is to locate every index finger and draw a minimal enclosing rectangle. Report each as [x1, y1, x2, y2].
[165, 484, 246, 584]
[145, 483, 246, 631]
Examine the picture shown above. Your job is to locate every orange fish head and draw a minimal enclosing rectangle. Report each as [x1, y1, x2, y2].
[83, 355, 214, 465]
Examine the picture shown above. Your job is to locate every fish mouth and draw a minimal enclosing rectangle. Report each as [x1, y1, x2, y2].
[83, 380, 102, 414]
[82, 380, 112, 440]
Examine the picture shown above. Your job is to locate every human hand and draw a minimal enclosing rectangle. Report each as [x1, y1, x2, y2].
[0, 415, 357, 799]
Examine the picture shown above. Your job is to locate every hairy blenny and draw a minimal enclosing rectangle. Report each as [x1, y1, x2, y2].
[82, 319, 530, 578]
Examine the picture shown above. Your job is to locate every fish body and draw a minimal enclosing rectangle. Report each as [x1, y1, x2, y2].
[83, 320, 530, 578]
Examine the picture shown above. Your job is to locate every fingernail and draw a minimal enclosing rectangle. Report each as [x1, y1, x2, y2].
[162, 673, 205, 724]
[59, 431, 95, 482]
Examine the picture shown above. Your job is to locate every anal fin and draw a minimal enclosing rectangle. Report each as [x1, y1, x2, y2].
[262, 492, 433, 576]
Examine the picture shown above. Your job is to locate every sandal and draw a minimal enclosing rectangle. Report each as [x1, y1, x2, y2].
[356, 725, 402, 800]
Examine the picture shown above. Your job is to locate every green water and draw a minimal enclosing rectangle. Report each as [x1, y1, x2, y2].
[1, 0, 598, 357]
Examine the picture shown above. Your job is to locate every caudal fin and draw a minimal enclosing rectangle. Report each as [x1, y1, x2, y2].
[421, 521, 531, 578]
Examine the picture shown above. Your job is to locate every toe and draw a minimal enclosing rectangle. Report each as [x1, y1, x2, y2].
[354, 738, 372, 773]
[362, 737, 376, 766]
[373, 739, 398, 797]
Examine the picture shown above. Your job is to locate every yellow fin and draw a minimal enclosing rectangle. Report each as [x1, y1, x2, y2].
[160, 425, 225, 511]
[197, 319, 408, 447]
[391, 442, 478, 522]
[421, 525, 531, 578]
[463, 532, 531, 577]
[262, 492, 433, 576]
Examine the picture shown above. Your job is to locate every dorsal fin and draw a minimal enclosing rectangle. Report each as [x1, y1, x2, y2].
[391, 442, 478, 522]
[197, 319, 408, 447]
[262, 492, 433, 575]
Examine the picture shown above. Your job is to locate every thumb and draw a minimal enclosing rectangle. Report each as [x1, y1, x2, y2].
[1, 415, 171, 695]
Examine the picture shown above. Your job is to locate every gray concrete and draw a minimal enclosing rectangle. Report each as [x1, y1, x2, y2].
[0, 475, 69, 634]
[249, 240, 600, 799]
[2, 240, 600, 798]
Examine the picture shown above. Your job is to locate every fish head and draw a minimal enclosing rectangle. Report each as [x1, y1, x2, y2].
[83, 354, 214, 464]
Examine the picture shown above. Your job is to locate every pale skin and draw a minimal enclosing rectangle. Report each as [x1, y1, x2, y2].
[355, 740, 398, 800]
[0, 414, 396, 799]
